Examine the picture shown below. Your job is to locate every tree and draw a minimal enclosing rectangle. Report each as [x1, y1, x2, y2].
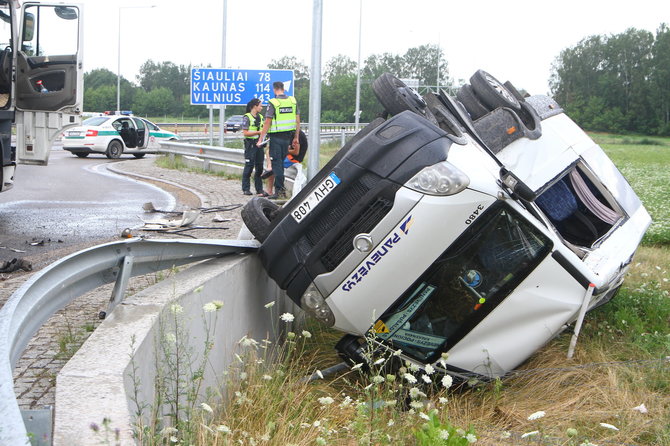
[267, 56, 310, 120]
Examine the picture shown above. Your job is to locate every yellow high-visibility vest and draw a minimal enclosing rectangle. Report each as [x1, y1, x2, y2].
[268, 96, 297, 133]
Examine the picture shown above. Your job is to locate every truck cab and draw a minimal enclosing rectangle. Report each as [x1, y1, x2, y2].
[0, 0, 83, 192]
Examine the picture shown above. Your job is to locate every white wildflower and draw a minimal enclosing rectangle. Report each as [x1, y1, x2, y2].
[200, 402, 213, 413]
[170, 435, 179, 443]
[263, 374, 272, 381]
[441, 374, 453, 388]
[387, 419, 395, 427]
[315, 437, 326, 446]
[439, 397, 448, 405]
[313, 420, 321, 428]
[240, 372, 248, 381]
[439, 429, 450, 440]
[424, 364, 435, 375]
[521, 431, 539, 438]
[280, 312, 294, 322]
[203, 302, 217, 313]
[170, 303, 183, 314]
[301, 330, 312, 338]
[421, 374, 432, 384]
[164, 333, 177, 344]
[465, 433, 477, 443]
[599, 423, 619, 431]
[239, 335, 259, 348]
[404, 373, 417, 384]
[527, 410, 546, 420]
[264, 301, 275, 308]
[409, 387, 422, 399]
[410, 400, 424, 409]
[409, 363, 420, 372]
[318, 396, 335, 406]
[217, 424, 231, 433]
[372, 375, 385, 384]
[339, 396, 352, 407]
[632, 403, 648, 413]
[419, 412, 431, 421]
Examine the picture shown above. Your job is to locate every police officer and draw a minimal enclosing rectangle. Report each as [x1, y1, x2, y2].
[257, 81, 300, 199]
[241, 98, 266, 196]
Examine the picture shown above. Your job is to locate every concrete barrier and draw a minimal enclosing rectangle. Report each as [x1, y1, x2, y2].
[54, 253, 292, 445]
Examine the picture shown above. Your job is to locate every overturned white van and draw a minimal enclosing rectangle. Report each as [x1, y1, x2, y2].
[242, 70, 651, 379]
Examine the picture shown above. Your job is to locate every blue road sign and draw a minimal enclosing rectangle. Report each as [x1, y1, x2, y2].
[190, 68, 295, 106]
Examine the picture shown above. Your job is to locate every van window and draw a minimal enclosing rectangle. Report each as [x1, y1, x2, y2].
[375, 203, 552, 362]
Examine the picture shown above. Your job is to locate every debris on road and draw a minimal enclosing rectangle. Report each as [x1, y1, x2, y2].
[0, 258, 32, 273]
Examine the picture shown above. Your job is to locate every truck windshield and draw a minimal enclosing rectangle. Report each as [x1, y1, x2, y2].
[374, 202, 552, 363]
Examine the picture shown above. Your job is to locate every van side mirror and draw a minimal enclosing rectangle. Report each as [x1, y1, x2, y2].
[54, 6, 78, 20]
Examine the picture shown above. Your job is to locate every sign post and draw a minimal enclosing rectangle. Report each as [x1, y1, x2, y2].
[191, 68, 294, 107]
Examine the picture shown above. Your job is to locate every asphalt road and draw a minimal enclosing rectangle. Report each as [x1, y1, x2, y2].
[0, 148, 173, 264]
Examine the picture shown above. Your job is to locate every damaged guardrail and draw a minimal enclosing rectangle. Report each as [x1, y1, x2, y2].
[0, 238, 259, 445]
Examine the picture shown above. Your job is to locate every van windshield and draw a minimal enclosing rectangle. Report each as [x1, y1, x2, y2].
[374, 202, 552, 363]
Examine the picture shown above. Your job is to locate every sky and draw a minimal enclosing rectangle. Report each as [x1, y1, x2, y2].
[77, 0, 669, 96]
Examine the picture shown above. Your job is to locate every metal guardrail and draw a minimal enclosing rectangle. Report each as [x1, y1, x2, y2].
[158, 140, 246, 165]
[0, 238, 259, 445]
[158, 122, 368, 134]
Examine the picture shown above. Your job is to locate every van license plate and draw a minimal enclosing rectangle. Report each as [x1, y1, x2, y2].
[291, 172, 341, 223]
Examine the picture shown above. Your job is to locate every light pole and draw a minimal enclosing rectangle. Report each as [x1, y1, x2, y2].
[354, 0, 362, 131]
[117, 5, 156, 112]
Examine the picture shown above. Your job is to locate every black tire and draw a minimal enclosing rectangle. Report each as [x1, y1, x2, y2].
[105, 140, 124, 159]
[241, 197, 280, 242]
[133, 153, 146, 159]
[470, 69, 521, 111]
[74, 152, 89, 158]
[372, 73, 438, 125]
[456, 84, 490, 120]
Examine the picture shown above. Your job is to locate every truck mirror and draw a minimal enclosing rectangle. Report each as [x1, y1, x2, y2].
[54, 6, 78, 20]
[23, 12, 34, 42]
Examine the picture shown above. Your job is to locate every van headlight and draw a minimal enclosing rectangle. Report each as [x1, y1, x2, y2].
[406, 161, 469, 195]
[300, 283, 335, 327]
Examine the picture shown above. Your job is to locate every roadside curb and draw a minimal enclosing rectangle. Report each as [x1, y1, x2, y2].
[105, 161, 209, 208]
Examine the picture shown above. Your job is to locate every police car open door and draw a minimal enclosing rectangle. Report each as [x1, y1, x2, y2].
[15, 3, 83, 165]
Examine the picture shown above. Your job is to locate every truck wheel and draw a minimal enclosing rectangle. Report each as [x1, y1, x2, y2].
[241, 197, 280, 242]
[105, 140, 123, 159]
[74, 152, 89, 158]
[455, 84, 490, 120]
[372, 73, 438, 125]
[470, 69, 521, 111]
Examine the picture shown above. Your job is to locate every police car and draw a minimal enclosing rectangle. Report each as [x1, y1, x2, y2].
[62, 115, 179, 159]
[242, 70, 651, 380]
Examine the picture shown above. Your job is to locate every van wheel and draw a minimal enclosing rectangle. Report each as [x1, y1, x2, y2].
[455, 84, 490, 120]
[372, 73, 438, 125]
[133, 153, 146, 159]
[74, 152, 89, 158]
[106, 140, 124, 159]
[241, 197, 280, 242]
[470, 69, 521, 111]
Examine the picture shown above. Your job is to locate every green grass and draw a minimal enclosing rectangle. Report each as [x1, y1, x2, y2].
[592, 133, 670, 245]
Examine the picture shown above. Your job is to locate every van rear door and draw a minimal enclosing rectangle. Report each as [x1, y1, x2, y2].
[15, 3, 83, 165]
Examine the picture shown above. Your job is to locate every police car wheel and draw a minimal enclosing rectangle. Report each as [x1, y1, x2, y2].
[241, 197, 280, 242]
[470, 69, 521, 111]
[455, 84, 490, 120]
[106, 140, 124, 159]
[372, 73, 438, 125]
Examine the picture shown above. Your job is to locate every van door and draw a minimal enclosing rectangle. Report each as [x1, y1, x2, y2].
[15, 3, 83, 165]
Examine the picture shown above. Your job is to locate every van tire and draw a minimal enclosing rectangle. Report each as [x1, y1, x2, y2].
[470, 69, 521, 111]
[372, 73, 438, 125]
[106, 140, 124, 159]
[241, 197, 280, 242]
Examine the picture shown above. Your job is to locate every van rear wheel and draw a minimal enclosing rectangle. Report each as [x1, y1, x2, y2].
[241, 197, 280, 242]
[372, 73, 438, 125]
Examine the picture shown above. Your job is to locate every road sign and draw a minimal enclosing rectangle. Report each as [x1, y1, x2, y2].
[190, 68, 294, 106]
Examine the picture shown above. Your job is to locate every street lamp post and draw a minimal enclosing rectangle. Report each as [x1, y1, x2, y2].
[117, 5, 156, 112]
